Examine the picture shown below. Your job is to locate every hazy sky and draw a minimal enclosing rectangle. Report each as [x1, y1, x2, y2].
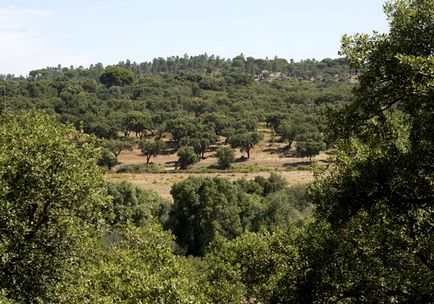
[0, 0, 389, 76]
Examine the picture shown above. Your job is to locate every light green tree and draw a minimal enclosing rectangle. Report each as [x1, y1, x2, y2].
[0, 111, 109, 303]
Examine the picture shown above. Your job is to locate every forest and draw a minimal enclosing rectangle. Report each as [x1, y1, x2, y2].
[0, 0, 433, 303]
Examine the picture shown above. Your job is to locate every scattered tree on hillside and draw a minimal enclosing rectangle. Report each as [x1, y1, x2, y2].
[98, 148, 118, 169]
[216, 146, 235, 169]
[103, 138, 133, 160]
[229, 132, 263, 159]
[177, 146, 199, 169]
[139, 140, 166, 164]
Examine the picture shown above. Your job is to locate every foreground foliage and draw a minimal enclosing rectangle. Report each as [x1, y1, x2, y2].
[0, 111, 108, 303]
[1, 1, 432, 303]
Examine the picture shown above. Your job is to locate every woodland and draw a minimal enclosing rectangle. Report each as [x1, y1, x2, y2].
[0, 0, 433, 303]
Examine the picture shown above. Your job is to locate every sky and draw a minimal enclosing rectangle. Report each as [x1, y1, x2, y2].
[0, 0, 389, 76]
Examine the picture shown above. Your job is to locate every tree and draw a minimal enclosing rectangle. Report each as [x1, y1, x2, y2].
[304, 1, 434, 302]
[168, 177, 243, 256]
[0, 111, 108, 303]
[139, 140, 166, 164]
[216, 146, 235, 169]
[295, 131, 323, 162]
[165, 117, 197, 147]
[122, 111, 152, 139]
[99, 66, 135, 88]
[277, 120, 298, 149]
[98, 148, 118, 169]
[229, 132, 263, 158]
[105, 181, 169, 227]
[103, 138, 133, 160]
[177, 146, 199, 169]
[64, 224, 208, 303]
[180, 130, 217, 159]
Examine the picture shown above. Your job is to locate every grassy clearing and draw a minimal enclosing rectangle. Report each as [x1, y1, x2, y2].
[107, 127, 332, 199]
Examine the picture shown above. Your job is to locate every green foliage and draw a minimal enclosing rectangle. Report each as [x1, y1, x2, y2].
[295, 135, 323, 161]
[305, 0, 434, 301]
[105, 181, 170, 227]
[262, 186, 312, 230]
[115, 163, 162, 173]
[0, 111, 108, 303]
[103, 138, 133, 159]
[168, 177, 244, 256]
[277, 120, 298, 148]
[177, 146, 199, 169]
[139, 140, 166, 164]
[63, 224, 208, 303]
[204, 230, 300, 303]
[99, 66, 135, 88]
[98, 148, 118, 170]
[229, 131, 263, 158]
[216, 146, 235, 169]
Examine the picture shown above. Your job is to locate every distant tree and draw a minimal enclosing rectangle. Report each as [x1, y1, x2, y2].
[123, 111, 152, 139]
[98, 148, 118, 169]
[139, 140, 166, 164]
[216, 146, 235, 169]
[165, 117, 197, 147]
[202, 112, 234, 136]
[99, 66, 135, 88]
[265, 112, 287, 130]
[229, 132, 263, 158]
[177, 146, 199, 169]
[277, 120, 298, 149]
[103, 138, 133, 160]
[180, 131, 217, 159]
[295, 132, 323, 162]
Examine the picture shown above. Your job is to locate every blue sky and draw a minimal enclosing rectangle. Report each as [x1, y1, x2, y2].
[0, 0, 389, 76]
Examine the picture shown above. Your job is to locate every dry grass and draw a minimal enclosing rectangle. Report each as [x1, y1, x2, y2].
[108, 127, 333, 200]
[107, 171, 315, 201]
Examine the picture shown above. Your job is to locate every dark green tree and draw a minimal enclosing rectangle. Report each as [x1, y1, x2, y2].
[216, 146, 235, 169]
[99, 66, 135, 88]
[302, 1, 434, 302]
[98, 148, 118, 169]
[229, 132, 263, 159]
[168, 177, 243, 256]
[177, 146, 199, 169]
[103, 138, 133, 160]
[295, 131, 323, 162]
[139, 140, 166, 164]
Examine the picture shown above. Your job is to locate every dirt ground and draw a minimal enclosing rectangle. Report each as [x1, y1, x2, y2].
[107, 127, 333, 200]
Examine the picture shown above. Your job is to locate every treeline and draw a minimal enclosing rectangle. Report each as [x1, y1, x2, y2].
[1, 54, 352, 82]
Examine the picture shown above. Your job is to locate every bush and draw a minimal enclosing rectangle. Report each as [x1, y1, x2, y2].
[115, 163, 162, 173]
[216, 146, 235, 169]
[177, 146, 199, 169]
[98, 148, 118, 170]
